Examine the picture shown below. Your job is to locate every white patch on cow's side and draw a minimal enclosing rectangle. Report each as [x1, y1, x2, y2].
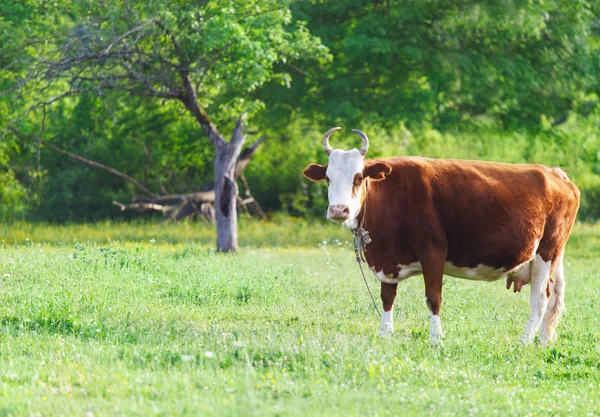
[372, 261, 423, 284]
[465, 269, 478, 278]
[325, 149, 365, 225]
[443, 255, 542, 283]
[442, 262, 507, 281]
[398, 261, 423, 279]
[372, 269, 400, 284]
[372, 257, 544, 284]
[521, 254, 552, 344]
[379, 310, 394, 337]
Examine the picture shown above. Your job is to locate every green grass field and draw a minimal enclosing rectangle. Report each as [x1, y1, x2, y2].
[1, 220, 599, 416]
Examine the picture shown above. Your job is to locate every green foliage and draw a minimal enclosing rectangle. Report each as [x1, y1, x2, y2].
[0, 221, 599, 415]
[267, 0, 600, 130]
[0, 170, 28, 219]
[1, 0, 600, 221]
[0, 0, 330, 220]
[29, 93, 218, 221]
[7, 0, 331, 130]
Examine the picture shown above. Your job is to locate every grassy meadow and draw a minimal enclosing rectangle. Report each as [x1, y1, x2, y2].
[1, 219, 600, 416]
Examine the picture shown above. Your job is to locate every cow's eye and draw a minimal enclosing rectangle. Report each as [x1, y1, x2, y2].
[353, 174, 363, 186]
[325, 176, 331, 186]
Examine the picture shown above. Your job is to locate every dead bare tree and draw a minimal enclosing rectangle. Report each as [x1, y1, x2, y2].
[12, 9, 282, 252]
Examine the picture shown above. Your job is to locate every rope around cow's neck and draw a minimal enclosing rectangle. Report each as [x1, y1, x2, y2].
[352, 180, 381, 318]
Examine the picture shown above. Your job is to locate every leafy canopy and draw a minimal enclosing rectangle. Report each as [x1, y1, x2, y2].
[7, 0, 330, 130]
[263, 0, 600, 130]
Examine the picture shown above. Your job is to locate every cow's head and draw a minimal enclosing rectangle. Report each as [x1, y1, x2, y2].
[303, 127, 391, 228]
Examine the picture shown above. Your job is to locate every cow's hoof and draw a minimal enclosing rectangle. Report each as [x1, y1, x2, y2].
[538, 331, 556, 346]
[378, 325, 394, 338]
[430, 335, 444, 347]
[520, 335, 535, 346]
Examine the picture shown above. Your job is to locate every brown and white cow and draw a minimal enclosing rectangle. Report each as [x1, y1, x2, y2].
[303, 127, 580, 345]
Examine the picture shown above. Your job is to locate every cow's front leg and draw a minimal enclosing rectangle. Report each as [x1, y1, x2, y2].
[422, 251, 445, 345]
[379, 282, 397, 337]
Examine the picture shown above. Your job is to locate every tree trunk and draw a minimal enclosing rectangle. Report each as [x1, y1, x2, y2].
[214, 149, 238, 252]
[213, 116, 247, 252]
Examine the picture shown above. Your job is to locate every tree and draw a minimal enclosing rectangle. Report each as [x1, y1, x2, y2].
[6, 0, 329, 251]
[259, 0, 599, 131]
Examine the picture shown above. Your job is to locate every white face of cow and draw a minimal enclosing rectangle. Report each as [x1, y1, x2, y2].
[325, 149, 365, 228]
[303, 128, 392, 229]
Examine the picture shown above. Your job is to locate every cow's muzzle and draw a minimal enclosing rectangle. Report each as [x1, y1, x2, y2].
[328, 204, 350, 221]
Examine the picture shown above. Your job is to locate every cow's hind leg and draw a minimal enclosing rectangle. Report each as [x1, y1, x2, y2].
[521, 254, 552, 344]
[379, 283, 397, 336]
[539, 251, 565, 344]
[421, 251, 445, 345]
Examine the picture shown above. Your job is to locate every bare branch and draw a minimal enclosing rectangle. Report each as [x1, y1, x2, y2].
[235, 134, 266, 179]
[152, 19, 183, 53]
[114, 192, 217, 222]
[43, 142, 158, 197]
[104, 19, 158, 55]
[37, 106, 47, 171]
[287, 63, 313, 78]
[133, 190, 215, 204]
[8, 125, 157, 197]
[134, 136, 169, 194]
[12, 14, 227, 152]
[230, 113, 248, 148]
[151, 18, 227, 148]
[113, 200, 170, 214]
[179, 72, 226, 147]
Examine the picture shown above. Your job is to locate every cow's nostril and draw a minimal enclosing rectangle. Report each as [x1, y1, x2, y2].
[328, 204, 350, 220]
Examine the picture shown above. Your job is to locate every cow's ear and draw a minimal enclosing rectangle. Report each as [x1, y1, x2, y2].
[303, 164, 328, 182]
[364, 162, 392, 181]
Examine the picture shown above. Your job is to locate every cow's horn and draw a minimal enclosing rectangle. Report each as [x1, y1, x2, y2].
[322, 127, 341, 156]
[352, 129, 369, 156]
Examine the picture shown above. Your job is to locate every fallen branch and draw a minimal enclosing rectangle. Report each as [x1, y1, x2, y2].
[112, 200, 170, 213]
[7, 125, 265, 221]
[113, 198, 216, 222]
[43, 142, 158, 197]
[235, 134, 266, 178]
[133, 190, 215, 204]
[7, 125, 156, 198]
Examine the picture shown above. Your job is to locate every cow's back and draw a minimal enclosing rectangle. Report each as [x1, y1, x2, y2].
[366, 157, 579, 271]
